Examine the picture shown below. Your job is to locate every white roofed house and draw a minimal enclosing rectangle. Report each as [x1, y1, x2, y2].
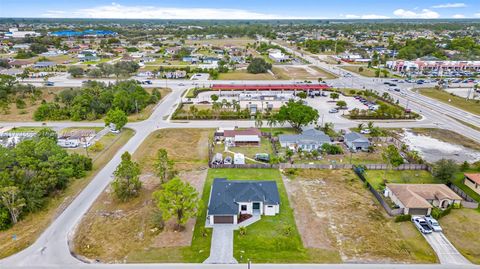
[224, 128, 262, 147]
[268, 49, 289, 63]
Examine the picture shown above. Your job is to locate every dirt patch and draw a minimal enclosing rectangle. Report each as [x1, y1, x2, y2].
[283, 169, 436, 264]
[74, 129, 210, 262]
[283, 175, 334, 249]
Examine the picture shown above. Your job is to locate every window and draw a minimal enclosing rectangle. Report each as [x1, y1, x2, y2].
[268, 205, 273, 208]
[241, 205, 247, 211]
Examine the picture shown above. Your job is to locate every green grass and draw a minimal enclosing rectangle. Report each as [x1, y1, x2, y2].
[364, 170, 439, 190]
[7, 126, 50, 133]
[206, 168, 341, 263]
[341, 66, 392, 78]
[440, 208, 480, 264]
[418, 88, 480, 116]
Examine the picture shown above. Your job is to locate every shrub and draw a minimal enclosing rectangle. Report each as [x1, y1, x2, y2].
[394, 214, 411, 222]
[200, 227, 209, 237]
[150, 210, 165, 230]
[283, 225, 293, 236]
[431, 205, 453, 219]
[239, 226, 247, 236]
[90, 141, 104, 152]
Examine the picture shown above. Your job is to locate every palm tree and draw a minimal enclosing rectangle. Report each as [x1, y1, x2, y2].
[267, 117, 277, 134]
[357, 123, 364, 132]
[255, 113, 263, 128]
[189, 105, 198, 119]
[367, 121, 374, 130]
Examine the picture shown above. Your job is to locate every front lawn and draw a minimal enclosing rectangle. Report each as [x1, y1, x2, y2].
[364, 170, 438, 190]
[440, 208, 480, 264]
[207, 169, 338, 263]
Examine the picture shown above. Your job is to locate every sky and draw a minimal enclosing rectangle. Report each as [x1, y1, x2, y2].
[1, 0, 480, 19]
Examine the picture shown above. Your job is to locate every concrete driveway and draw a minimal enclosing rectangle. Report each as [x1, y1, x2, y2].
[423, 232, 471, 265]
[203, 225, 237, 264]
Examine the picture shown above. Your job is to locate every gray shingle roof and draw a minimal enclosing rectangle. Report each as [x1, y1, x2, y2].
[279, 129, 331, 145]
[344, 132, 369, 143]
[208, 178, 280, 215]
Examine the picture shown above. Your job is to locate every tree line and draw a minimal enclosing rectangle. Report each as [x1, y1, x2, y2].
[0, 129, 92, 230]
[34, 80, 161, 121]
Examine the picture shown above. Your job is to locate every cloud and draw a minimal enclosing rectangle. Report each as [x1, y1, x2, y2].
[41, 3, 306, 19]
[431, 3, 467, 8]
[393, 9, 440, 18]
[452, 14, 466, 18]
[344, 14, 390, 19]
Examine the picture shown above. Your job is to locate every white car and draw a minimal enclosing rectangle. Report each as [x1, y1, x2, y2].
[329, 108, 338, 113]
[425, 216, 443, 232]
[412, 216, 433, 234]
[360, 129, 371, 134]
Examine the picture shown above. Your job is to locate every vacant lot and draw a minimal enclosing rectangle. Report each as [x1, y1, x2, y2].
[0, 129, 134, 259]
[185, 38, 255, 47]
[364, 170, 438, 190]
[441, 208, 480, 264]
[341, 66, 392, 78]
[273, 66, 333, 80]
[218, 70, 275, 80]
[73, 129, 212, 263]
[0, 87, 64, 122]
[0, 87, 170, 122]
[283, 169, 437, 263]
[418, 88, 480, 116]
[411, 128, 480, 151]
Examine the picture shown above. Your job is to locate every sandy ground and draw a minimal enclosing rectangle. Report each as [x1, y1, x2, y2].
[282, 169, 436, 263]
[401, 129, 480, 163]
[152, 169, 208, 248]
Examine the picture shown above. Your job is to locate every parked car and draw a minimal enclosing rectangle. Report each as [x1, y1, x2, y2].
[142, 80, 152, 85]
[329, 108, 338, 113]
[425, 216, 442, 232]
[360, 129, 371, 134]
[393, 88, 401, 92]
[223, 156, 232, 165]
[412, 216, 433, 234]
[255, 153, 270, 163]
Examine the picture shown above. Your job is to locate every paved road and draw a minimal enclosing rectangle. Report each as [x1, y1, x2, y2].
[2, 42, 480, 268]
[203, 225, 237, 264]
[424, 232, 472, 265]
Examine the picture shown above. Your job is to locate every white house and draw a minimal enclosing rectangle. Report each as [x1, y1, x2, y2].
[207, 178, 280, 224]
[268, 49, 289, 63]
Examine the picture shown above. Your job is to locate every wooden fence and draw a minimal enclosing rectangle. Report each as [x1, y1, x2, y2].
[353, 166, 403, 216]
[448, 183, 479, 209]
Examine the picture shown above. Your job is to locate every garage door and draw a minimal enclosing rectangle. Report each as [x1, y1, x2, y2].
[409, 208, 429, 215]
[214, 216, 234, 224]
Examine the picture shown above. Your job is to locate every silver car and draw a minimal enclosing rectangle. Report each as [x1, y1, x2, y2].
[425, 216, 443, 232]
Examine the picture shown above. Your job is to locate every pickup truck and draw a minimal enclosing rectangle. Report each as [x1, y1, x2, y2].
[412, 216, 433, 234]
